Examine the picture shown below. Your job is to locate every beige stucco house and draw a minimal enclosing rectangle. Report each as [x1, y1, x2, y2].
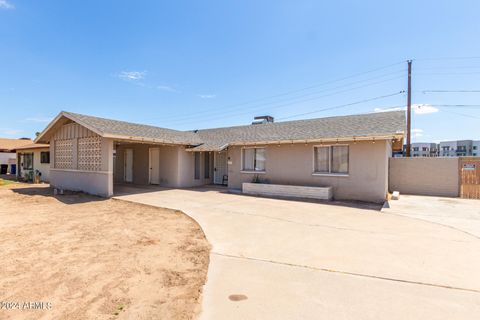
[35, 110, 405, 203]
[16, 143, 51, 182]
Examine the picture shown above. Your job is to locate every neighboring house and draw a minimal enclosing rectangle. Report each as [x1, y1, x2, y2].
[15, 143, 51, 182]
[410, 143, 438, 157]
[473, 141, 480, 157]
[0, 138, 34, 174]
[35, 110, 405, 203]
[439, 140, 473, 157]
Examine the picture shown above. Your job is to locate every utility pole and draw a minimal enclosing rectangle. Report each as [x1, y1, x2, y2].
[406, 60, 412, 157]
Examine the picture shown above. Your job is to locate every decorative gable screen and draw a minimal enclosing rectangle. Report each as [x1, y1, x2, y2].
[53, 122, 102, 171]
[54, 139, 74, 169]
[78, 137, 102, 171]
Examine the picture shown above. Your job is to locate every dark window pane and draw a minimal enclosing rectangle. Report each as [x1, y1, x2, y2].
[194, 152, 200, 180]
[331, 146, 349, 173]
[204, 153, 210, 179]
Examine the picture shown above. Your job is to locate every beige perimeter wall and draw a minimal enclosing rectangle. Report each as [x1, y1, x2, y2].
[389, 157, 460, 197]
[228, 140, 391, 203]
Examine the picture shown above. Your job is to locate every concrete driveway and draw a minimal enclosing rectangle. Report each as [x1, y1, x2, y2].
[383, 195, 480, 238]
[114, 185, 480, 320]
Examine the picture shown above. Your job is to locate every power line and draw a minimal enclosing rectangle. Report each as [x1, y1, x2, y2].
[439, 109, 480, 120]
[415, 56, 480, 61]
[277, 91, 405, 121]
[416, 71, 480, 76]
[434, 104, 480, 108]
[163, 74, 406, 124]
[144, 61, 405, 122]
[153, 71, 405, 122]
[422, 90, 480, 93]
[416, 66, 480, 70]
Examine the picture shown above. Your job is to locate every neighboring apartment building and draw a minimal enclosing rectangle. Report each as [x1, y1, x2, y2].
[410, 143, 438, 157]
[439, 140, 473, 157]
[473, 140, 480, 157]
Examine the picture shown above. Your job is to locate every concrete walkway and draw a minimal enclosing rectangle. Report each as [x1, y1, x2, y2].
[114, 185, 480, 320]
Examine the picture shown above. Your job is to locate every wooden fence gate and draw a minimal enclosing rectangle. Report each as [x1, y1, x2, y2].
[460, 157, 480, 199]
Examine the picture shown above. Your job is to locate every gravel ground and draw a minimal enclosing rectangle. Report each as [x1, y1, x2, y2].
[0, 183, 210, 320]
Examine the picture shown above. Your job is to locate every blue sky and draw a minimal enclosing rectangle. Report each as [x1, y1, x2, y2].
[1, 0, 479, 142]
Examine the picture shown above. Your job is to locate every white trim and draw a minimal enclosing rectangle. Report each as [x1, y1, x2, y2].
[240, 171, 266, 174]
[312, 173, 349, 177]
[240, 146, 266, 173]
[312, 144, 349, 175]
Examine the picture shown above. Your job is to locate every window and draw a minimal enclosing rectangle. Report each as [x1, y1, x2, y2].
[40, 151, 50, 164]
[194, 152, 200, 180]
[242, 148, 265, 172]
[422, 147, 428, 152]
[474, 146, 478, 150]
[23, 153, 33, 170]
[413, 147, 419, 152]
[204, 152, 210, 179]
[314, 145, 349, 174]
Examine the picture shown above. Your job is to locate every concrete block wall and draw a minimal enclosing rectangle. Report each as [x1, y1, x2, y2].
[389, 157, 459, 197]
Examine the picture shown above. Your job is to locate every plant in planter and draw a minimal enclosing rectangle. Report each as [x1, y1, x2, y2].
[251, 174, 262, 183]
[24, 170, 34, 182]
[34, 170, 42, 184]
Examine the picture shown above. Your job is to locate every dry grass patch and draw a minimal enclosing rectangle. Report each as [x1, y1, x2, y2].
[0, 184, 210, 320]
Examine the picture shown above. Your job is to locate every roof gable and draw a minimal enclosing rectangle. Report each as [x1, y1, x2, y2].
[36, 111, 202, 145]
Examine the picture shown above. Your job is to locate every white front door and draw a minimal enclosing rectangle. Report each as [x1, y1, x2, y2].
[149, 147, 160, 184]
[214, 151, 227, 185]
[124, 149, 133, 183]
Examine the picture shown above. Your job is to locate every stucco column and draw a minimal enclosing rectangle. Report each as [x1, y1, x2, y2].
[101, 138, 114, 197]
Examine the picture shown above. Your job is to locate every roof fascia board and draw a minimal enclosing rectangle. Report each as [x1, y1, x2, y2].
[34, 112, 65, 143]
[107, 134, 189, 146]
[34, 112, 105, 143]
[228, 135, 404, 146]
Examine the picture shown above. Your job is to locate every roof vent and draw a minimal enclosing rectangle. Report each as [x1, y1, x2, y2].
[252, 115, 274, 125]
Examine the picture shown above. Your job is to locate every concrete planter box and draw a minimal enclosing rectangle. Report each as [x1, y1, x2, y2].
[242, 182, 333, 200]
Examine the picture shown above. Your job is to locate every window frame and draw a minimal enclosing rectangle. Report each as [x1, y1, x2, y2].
[312, 144, 349, 177]
[23, 153, 34, 170]
[40, 151, 50, 164]
[240, 146, 266, 173]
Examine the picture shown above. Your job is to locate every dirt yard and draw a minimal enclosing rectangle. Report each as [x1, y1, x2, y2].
[0, 183, 210, 320]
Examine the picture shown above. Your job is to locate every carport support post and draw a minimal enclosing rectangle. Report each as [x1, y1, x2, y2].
[101, 138, 114, 197]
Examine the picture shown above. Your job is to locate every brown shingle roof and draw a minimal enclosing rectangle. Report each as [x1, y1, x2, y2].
[0, 138, 33, 151]
[190, 111, 406, 151]
[37, 110, 405, 150]
[62, 112, 202, 145]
